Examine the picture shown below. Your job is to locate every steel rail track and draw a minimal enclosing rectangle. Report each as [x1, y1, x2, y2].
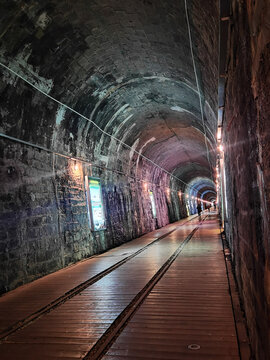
[83, 216, 208, 359]
[0, 214, 204, 342]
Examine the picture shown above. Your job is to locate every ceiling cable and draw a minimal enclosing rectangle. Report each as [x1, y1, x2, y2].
[0, 60, 213, 196]
[184, 0, 213, 179]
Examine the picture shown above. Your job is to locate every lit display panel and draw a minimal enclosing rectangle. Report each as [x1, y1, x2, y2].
[149, 190, 157, 218]
[87, 177, 106, 231]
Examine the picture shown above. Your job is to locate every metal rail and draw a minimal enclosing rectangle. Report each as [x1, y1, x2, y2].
[0, 214, 203, 342]
[84, 216, 208, 359]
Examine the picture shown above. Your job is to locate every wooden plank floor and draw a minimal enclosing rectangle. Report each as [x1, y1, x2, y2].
[0, 216, 194, 334]
[103, 215, 240, 360]
[0, 216, 197, 359]
[0, 214, 240, 360]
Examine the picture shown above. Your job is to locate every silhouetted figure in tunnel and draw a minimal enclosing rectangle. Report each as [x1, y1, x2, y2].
[197, 203, 202, 220]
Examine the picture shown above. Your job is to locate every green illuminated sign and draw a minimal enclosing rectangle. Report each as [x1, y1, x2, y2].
[85, 177, 106, 231]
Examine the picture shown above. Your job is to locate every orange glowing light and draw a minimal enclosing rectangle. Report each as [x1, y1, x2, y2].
[71, 160, 80, 175]
[217, 127, 222, 141]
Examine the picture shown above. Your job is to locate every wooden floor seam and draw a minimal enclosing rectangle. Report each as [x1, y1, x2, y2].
[0, 213, 242, 360]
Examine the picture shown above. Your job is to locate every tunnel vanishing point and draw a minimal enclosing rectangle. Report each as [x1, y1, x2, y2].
[0, 0, 269, 359]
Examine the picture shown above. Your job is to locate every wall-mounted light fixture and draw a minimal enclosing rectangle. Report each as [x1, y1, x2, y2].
[217, 126, 222, 141]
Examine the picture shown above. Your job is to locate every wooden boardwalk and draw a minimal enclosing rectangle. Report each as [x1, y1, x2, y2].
[103, 216, 239, 359]
[0, 214, 241, 359]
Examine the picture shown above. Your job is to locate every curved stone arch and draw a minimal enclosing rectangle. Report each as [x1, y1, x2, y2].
[200, 189, 217, 203]
[185, 177, 216, 197]
[77, 77, 216, 166]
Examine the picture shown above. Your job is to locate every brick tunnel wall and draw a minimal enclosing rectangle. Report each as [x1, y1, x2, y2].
[0, 134, 188, 293]
[223, 1, 270, 359]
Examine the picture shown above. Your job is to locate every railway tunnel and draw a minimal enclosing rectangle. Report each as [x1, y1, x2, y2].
[0, 0, 269, 359]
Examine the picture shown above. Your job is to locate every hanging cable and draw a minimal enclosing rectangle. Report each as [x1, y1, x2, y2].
[184, 0, 213, 180]
[0, 60, 212, 195]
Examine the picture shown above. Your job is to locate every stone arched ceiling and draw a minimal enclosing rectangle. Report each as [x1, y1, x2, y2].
[0, 0, 219, 196]
[185, 177, 216, 200]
